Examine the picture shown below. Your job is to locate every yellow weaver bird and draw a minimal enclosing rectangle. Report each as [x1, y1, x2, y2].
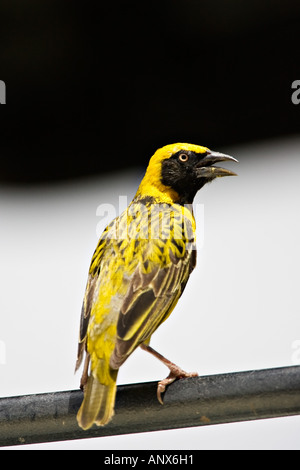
[76, 143, 237, 430]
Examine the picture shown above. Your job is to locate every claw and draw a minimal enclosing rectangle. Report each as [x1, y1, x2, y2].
[157, 372, 177, 404]
[157, 369, 198, 404]
[140, 343, 198, 404]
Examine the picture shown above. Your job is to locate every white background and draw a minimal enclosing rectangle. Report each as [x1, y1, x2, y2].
[1, 136, 300, 449]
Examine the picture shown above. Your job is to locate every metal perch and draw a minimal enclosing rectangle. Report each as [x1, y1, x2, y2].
[1, 365, 300, 447]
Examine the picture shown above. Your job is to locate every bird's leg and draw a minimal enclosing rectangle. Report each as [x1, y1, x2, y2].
[80, 352, 90, 391]
[140, 343, 198, 404]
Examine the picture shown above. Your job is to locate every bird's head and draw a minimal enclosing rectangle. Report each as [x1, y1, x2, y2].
[137, 143, 238, 204]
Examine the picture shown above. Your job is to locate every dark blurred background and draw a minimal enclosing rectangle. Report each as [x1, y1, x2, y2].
[1, 0, 300, 183]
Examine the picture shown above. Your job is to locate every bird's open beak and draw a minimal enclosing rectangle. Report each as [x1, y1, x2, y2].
[196, 150, 238, 178]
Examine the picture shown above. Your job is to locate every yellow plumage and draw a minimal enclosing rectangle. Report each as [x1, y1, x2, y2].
[76, 143, 237, 429]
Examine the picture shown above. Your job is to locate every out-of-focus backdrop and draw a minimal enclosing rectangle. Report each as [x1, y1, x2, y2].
[1, 1, 300, 449]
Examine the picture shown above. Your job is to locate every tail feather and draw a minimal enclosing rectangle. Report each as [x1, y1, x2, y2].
[77, 373, 117, 430]
[95, 381, 117, 426]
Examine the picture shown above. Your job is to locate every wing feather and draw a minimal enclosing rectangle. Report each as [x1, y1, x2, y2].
[110, 238, 196, 369]
[75, 228, 108, 371]
[76, 201, 197, 374]
[75, 275, 99, 371]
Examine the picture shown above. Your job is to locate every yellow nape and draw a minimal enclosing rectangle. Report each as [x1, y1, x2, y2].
[136, 143, 209, 203]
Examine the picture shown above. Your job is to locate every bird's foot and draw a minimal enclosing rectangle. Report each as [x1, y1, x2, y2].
[157, 367, 198, 404]
[140, 343, 198, 404]
[79, 353, 90, 391]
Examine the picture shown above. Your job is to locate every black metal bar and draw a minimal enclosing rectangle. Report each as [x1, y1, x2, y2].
[1, 365, 300, 447]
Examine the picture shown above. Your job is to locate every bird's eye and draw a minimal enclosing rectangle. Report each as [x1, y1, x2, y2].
[178, 153, 189, 162]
